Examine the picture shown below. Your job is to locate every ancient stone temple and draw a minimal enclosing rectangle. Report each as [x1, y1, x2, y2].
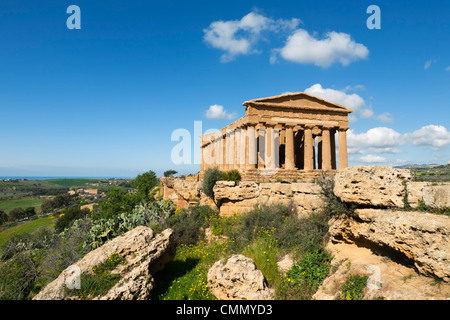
[200, 92, 352, 181]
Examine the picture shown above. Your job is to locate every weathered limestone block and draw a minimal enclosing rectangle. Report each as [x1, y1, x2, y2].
[33, 227, 175, 300]
[293, 193, 323, 217]
[334, 165, 413, 208]
[219, 198, 259, 217]
[207, 254, 275, 300]
[407, 182, 450, 208]
[328, 209, 450, 282]
[173, 180, 200, 201]
[213, 181, 324, 216]
[291, 182, 322, 194]
[213, 181, 260, 201]
[291, 183, 323, 216]
[314, 243, 450, 300]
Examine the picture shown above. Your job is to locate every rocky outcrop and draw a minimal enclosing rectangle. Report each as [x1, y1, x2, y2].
[312, 165, 450, 300]
[33, 227, 175, 300]
[160, 177, 217, 210]
[334, 165, 412, 208]
[207, 254, 275, 300]
[314, 243, 450, 300]
[213, 181, 323, 217]
[328, 209, 450, 282]
[407, 182, 450, 208]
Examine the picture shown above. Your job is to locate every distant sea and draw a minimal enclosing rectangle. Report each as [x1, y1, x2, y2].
[0, 176, 131, 180]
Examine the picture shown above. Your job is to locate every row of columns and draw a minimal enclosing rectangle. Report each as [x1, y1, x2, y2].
[201, 122, 348, 172]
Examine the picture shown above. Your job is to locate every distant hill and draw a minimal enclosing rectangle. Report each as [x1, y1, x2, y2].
[394, 163, 443, 169]
[396, 164, 450, 182]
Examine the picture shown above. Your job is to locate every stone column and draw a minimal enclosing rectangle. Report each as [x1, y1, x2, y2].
[239, 126, 246, 170]
[338, 127, 349, 170]
[234, 129, 238, 170]
[221, 134, 226, 171]
[303, 126, 314, 172]
[321, 127, 332, 170]
[200, 138, 204, 173]
[257, 126, 266, 169]
[331, 129, 336, 170]
[247, 123, 257, 169]
[265, 123, 278, 169]
[285, 124, 295, 170]
[226, 130, 234, 170]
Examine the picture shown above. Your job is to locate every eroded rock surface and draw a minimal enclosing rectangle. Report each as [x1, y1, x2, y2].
[207, 254, 274, 300]
[334, 165, 412, 208]
[33, 227, 175, 300]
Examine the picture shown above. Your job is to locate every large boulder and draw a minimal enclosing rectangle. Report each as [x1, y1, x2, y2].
[328, 209, 450, 282]
[334, 165, 413, 208]
[407, 182, 450, 209]
[207, 254, 274, 300]
[314, 243, 450, 300]
[213, 181, 260, 201]
[33, 227, 175, 300]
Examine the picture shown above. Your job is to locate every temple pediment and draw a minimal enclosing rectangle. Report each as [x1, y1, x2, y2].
[243, 92, 353, 114]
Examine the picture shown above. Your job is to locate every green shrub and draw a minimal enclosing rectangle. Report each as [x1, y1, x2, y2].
[132, 170, 159, 202]
[55, 206, 90, 233]
[243, 228, 280, 287]
[164, 205, 217, 245]
[339, 273, 368, 300]
[201, 167, 223, 200]
[0, 251, 40, 300]
[222, 169, 241, 184]
[283, 248, 332, 299]
[92, 187, 140, 221]
[225, 202, 328, 253]
[152, 241, 227, 300]
[85, 200, 175, 249]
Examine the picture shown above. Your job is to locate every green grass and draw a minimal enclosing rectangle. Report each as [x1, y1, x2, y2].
[0, 198, 46, 213]
[65, 252, 127, 299]
[45, 179, 99, 188]
[0, 216, 55, 252]
[152, 241, 229, 300]
[339, 273, 369, 300]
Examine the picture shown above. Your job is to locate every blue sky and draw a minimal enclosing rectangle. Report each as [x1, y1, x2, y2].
[0, 0, 449, 177]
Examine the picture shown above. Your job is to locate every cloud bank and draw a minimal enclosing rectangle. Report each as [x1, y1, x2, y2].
[203, 11, 300, 62]
[205, 104, 237, 120]
[204, 11, 368, 67]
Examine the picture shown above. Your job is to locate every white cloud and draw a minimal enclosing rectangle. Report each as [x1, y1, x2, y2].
[274, 29, 369, 68]
[405, 125, 450, 150]
[424, 58, 436, 69]
[445, 66, 450, 72]
[205, 104, 237, 120]
[347, 125, 450, 162]
[304, 84, 393, 123]
[203, 11, 300, 62]
[358, 154, 387, 163]
[342, 84, 365, 92]
[347, 127, 405, 155]
[305, 84, 364, 112]
[376, 112, 394, 123]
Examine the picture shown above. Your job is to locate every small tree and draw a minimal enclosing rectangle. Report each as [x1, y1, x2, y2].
[164, 170, 178, 177]
[93, 187, 139, 220]
[9, 207, 26, 221]
[25, 207, 36, 218]
[132, 170, 158, 202]
[0, 210, 8, 225]
[201, 167, 223, 200]
[41, 200, 55, 213]
[55, 206, 90, 233]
